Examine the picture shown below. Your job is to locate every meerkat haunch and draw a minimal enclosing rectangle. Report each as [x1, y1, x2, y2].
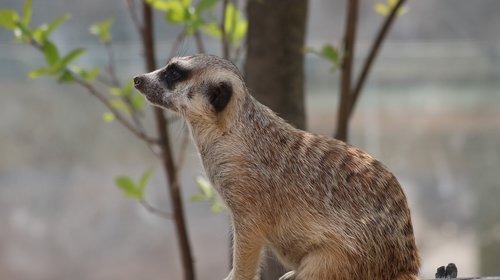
[133, 55, 420, 280]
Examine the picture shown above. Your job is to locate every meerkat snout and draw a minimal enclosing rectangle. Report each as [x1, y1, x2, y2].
[133, 69, 172, 109]
[133, 75, 144, 89]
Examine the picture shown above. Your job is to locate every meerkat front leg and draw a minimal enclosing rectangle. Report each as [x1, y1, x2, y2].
[224, 227, 264, 280]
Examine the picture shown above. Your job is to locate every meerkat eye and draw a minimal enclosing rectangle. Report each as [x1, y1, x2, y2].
[162, 64, 189, 89]
[167, 69, 182, 81]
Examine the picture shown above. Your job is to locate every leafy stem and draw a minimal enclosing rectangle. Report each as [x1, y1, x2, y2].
[73, 76, 159, 144]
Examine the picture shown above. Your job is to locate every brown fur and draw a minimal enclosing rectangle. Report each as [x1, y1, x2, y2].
[134, 55, 421, 280]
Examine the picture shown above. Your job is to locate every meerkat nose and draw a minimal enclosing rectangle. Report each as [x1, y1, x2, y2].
[133, 76, 144, 90]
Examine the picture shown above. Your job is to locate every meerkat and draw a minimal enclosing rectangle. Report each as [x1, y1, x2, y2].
[133, 55, 420, 280]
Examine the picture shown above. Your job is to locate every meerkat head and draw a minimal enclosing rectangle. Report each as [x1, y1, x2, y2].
[133, 55, 246, 128]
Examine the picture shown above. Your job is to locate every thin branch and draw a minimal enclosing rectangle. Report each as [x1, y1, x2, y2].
[96, 75, 115, 87]
[104, 40, 147, 136]
[349, 0, 406, 119]
[233, 0, 248, 65]
[167, 114, 181, 124]
[123, 94, 146, 135]
[27, 39, 158, 145]
[233, 40, 246, 66]
[104, 42, 121, 87]
[175, 126, 190, 171]
[221, 0, 230, 59]
[141, 3, 195, 280]
[228, 0, 238, 58]
[125, 0, 142, 35]
[167, 29, 187, 62]
[73, 77, 159, 145]
[193, 30, 206, 54]
[335, 0, 358, 141]
[140, 199, 172, 219]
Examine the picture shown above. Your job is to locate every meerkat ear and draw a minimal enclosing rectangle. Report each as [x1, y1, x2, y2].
[206, 81, 232, 112]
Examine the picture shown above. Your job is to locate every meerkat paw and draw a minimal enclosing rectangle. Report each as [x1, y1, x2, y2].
[279, 271, 296, 280]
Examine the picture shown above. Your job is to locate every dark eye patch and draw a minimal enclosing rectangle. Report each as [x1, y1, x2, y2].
[161, 63, 189, 90]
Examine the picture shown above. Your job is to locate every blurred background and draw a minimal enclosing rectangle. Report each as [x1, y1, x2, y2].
[1, 0, 500, 279]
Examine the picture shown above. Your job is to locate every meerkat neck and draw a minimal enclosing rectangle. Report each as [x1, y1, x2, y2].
[188, 93, 295, 154]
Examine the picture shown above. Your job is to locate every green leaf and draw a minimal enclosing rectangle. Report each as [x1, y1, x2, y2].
[109, 87, 122, 96]
[138, 168, 154, 191]
[122, 80, 134, 97]
[211, 202, 225, 213]
[58, 70, 74, 83]
[146, 0, 171, 11]
[89, 18, 113, 43]
[45, 14, 71, 36]
[42, 41, 60, 66]
[304, 45, 341, 72]
[14, 21, 32, 42]
[397, 6, 408, 16]
[182, 0, 192, 6]
[224, 3, 247, 46]
[22, 0, 32, 26]
[132, 95, 145, 110]
[102, 112, 115, 123]
[27, 67, 49, 79]
[321, 45, 340, 66]
[116, 176, 143, 199]
[32, 27, 46, 42]
[116, 176, 136, 190]
[190, 194, 206, 202]
[33, 14, 72, 43]
[195, 176, 214, 199]
[232, 19, 247, 45]
[69, 66, 100, 82]
[165, 2, 187, 23]
[185, 12, 202, 35]
[82, 67, 100, 82]
[0, 10, 19, 30]
[224, 3, 235, 33]
[375, 1, 407, 17]
[58, 48, 85, 68]
[374, 3, 390, 16]
[388, 0, 398, 7]
[196, 0, 219, 13]
[201, 22, 221, 38]
[109, 99, 131, 113]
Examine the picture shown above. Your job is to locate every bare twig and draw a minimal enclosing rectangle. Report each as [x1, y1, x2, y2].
[233, 0, 248, 65]
[228, 0, 238, 56]
[125, 0, 142, 34]
[349, 0, 406, 119]
[167, 29, 187, 62]
[233, 40, 246, 66]
[193, 30, 206, 54]
[335, 0, 358, 141]
[73, 77, 159, 145]
[104, 42, 121, 87]
[104, 41, 146, 133]
[96, 75, 115, 87]
[167, 114, 181, 124]
[175, 127, 190, 171]
[140, 3, 195, 280]
[27, 40, 158, 145]
[221, 0, 230, 59]
[139, 199, 172, 219]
